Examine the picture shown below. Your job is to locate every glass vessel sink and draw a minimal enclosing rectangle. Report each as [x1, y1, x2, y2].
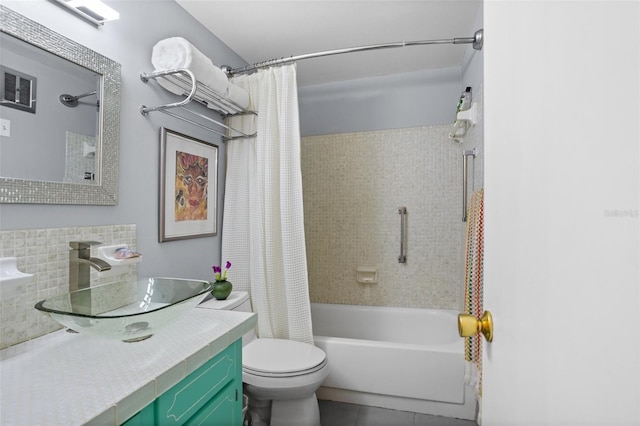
[35, 278, 213, 342]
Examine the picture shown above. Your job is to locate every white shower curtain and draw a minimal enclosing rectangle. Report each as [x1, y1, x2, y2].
[221, 64, 314, 344]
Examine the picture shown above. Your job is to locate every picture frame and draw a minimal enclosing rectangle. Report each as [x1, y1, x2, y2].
[159, 128, 218, 242]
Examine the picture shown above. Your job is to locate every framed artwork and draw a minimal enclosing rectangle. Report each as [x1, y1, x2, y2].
[159, 128, 218, 242]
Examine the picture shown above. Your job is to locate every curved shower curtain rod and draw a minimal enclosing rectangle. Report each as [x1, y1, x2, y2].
[223, 29, 483, 77]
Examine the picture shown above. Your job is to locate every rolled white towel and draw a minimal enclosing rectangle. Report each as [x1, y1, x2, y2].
[153, 74, 188, 98]
[151, 37, 228, 96]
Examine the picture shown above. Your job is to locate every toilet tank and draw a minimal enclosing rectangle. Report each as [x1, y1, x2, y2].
[198, 291, 256, 344]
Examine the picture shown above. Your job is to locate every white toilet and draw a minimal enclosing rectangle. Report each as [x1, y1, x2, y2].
[198, 291, 329, 426]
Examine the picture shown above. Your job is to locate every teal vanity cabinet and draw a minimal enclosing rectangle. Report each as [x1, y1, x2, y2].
[123, 339, 243, 425]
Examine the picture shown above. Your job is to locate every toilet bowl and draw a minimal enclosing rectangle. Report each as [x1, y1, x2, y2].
[198, 291, 329, 426]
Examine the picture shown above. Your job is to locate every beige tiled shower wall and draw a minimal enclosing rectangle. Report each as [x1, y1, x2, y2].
[302, 124, 470, 310]
[0, 225, 137, 349]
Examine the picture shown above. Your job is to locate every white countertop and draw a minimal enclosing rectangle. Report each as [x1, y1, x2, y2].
[0, 308, 256, 426]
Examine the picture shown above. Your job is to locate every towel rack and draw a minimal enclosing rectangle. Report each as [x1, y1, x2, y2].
[139, 68, 256, 140]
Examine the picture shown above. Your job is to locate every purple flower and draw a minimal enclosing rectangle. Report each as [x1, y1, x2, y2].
[212, 261, 232, 281]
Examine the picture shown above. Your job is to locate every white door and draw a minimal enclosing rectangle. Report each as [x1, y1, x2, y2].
[482, 1, 640, 425]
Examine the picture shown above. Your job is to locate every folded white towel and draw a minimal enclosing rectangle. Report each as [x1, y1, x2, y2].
[204, 82, 250, 113]
[151, 37, 228, 97]
[226, 83, 250, 110]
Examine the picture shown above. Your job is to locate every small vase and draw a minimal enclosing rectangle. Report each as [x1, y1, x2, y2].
[211, 280, 232, 300]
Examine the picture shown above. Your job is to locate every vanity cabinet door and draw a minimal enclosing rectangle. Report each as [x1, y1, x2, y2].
[156, 341, 239, 425]
[121, 339, 242, 426]
[184, 382, 241, 425]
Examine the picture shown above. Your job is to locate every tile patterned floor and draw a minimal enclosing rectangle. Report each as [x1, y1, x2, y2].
[319, 400, 477, 426]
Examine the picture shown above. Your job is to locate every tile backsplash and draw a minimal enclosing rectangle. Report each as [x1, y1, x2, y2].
[301, 125, 467, 310]
[0, 225, 137, 349]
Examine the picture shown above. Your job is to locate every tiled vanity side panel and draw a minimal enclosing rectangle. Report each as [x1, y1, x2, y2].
[0, 224, 137, 349]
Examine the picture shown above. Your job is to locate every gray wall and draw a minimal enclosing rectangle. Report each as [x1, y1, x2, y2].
[0, 0, 248, 282]
[297, 6, 483, 136]
[299, 66, 462, 136]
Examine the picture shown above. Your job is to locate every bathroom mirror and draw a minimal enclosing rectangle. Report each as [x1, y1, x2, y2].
[0, 5, 121, 204]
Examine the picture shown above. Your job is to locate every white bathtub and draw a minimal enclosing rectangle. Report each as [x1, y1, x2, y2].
[310, 303, 476, 420]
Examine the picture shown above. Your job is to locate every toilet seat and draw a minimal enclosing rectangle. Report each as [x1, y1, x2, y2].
[243, 338, 327, 378]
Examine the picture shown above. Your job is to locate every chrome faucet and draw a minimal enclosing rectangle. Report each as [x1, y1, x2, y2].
[69, 241, 111, 293]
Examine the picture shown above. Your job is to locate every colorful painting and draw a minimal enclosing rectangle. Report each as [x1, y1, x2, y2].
[175, 151, 208, 221]
[159, 128, 217, 242]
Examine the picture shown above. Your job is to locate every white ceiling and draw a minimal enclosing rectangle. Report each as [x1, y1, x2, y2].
[175, 1, 482, 87]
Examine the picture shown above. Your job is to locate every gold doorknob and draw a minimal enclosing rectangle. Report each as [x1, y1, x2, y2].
[458, 311, 493, 342]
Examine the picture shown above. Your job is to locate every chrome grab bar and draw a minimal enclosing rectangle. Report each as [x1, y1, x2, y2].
[462, 148, 477, 222]
[398, 206, 407, 263]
